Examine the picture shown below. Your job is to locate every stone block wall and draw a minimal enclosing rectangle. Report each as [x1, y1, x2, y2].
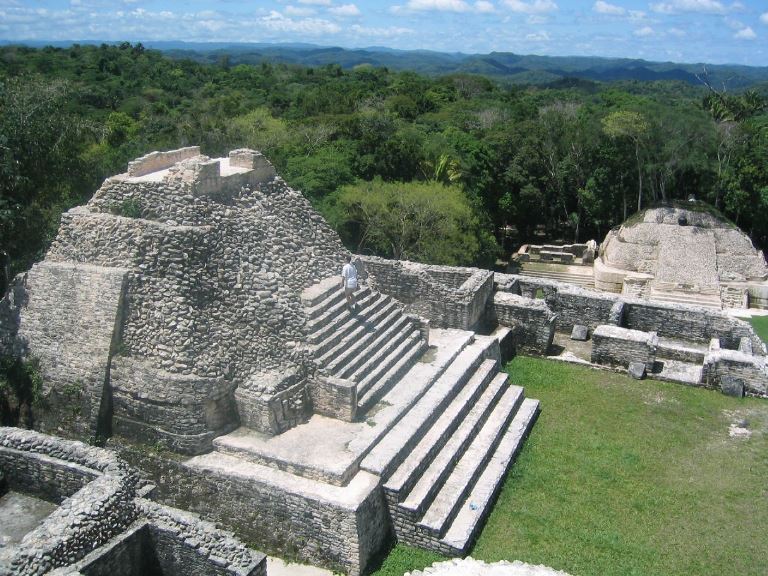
[702, 350, 768, 396]
[126, 146, 200, 177]
[591, 325, 658, 371]
[0, 428, 138, 576]
[110, 357, 239, 454]
[116, 444, 390, 576]
[0, 428, 266, 576]
[497, 273, 764, 353]
[309, 376, 357, 422]
[360, 256, 493, 330]
[622, 300, 759, 350]
[490, 292, 556, 355]
[14, 261, 128, 439]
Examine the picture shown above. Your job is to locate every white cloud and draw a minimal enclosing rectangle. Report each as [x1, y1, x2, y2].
[285, 5, 316, 16]
[349, 23, 415, 37]
[668, 27, 686, 36]
[406, 0, 471, 11]
[527, 14, 547, 23]
[760, 12, 768, 25]
[260, 10, 341, 34]
[634, 25, 655, 36]
[329, 3, 360, 16]
[297, 0, 332, 5]
[734, 26, 755, 39]
[628, 9, 646, 20]
[475, 1, 495, 13]
[593, 1, 625, 15]
[503, 0, 557, 14]
[650, 0, 726, 14]
[525, 30, 550, 40]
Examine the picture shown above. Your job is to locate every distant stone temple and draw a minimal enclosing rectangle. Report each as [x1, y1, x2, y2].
[1, 148, 766, 575]
[516, 206, 768, 310]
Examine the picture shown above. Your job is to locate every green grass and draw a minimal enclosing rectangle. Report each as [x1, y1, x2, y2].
[749, 316, 768, 344]
[373, 357, 768, 576]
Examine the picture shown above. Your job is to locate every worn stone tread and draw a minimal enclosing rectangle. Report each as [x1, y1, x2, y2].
[345, 329, 475, 460]
[385, 360, 500, 499]
[309, 288, 378, 345]
[360, 338, 495, 478]
[342, 315, 415, 380]
[317, 298, 397, 366]
[326, 306, 405, 376]
[417, 383, 527, 537]
[357, 334, 428, 411]
[307, 286, 374, 330]
[439, 398, 540, 554]
[303, 277, 345, 316]
[397, 370, 511, 515]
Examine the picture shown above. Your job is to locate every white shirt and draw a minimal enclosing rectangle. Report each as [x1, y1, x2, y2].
[342, 262, 358, 289]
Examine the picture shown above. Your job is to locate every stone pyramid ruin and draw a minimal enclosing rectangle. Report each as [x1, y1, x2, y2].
[0, 147, 540, 574]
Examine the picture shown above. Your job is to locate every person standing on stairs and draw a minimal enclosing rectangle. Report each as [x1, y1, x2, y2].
[341, 255, 359, 312]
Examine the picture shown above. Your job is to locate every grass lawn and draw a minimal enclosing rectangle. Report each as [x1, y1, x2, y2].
[750, 316, 768, 344]
[373, 357, 768, 576]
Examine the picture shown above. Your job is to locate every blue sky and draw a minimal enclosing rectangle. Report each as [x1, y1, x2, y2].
[1, 0, 766, 66]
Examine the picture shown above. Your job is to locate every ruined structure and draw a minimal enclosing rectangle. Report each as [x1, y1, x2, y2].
[0, 427, 266, 576]
[0, 148, 540, 574]
[516, 206, 768, 310]
[2, 148, 767, 575]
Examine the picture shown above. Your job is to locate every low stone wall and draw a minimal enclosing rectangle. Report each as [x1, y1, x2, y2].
[490, 292, 556, 355]
[702, 350, 768, 397]
[115, 443, 389, 576]
[360, 257, 493, 330]
[498, 272, 764, 352]
[309, 376, 357, 422]
[0, 428, 138, 576]
[748, 283, 768, 309]
[0, 428, 267, 576]
[591, 325, 658, 371]
[126, 146, 200, 177]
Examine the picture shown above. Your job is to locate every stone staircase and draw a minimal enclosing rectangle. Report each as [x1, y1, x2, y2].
[359, 335, 540, 555]
[648, 286, 722, 310]
[302, 277, 429, 412]
[517, 263, 595, 289]
[196, 279, 540, 563]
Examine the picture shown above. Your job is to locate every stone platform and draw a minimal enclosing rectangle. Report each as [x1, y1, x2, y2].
[175, 327, 539, 573]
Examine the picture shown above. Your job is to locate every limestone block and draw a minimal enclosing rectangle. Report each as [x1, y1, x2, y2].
[608, 301, 625, 326]
[628, 361, 646, 380]
[739, 337, 753, 355]
[570, 325, 588, 341]
[720, 375, 744, 397]
[309, 376, 357, 422]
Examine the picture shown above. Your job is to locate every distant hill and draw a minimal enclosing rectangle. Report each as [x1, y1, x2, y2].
[3, 39, 767, 88]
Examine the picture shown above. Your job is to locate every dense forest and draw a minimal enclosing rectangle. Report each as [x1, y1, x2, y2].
[1, 42, 767, 283]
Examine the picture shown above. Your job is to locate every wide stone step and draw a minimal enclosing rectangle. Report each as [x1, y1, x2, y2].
[439, 398, 540, 555]
[360, 337, 498, 480]
[416, 383, 527, 539]
[337, 314, 414, 380]
[306, 283, 373, 326]
[518, 269, 594, 288]
[324, 304, 404, 375]
[300, 276, 340, 310]
[649, 291, 722, 310]
[386, 364, 504, 510]
[309, 288, 377, 345]
[317, 298, 397, 366]
[357, 333, 428, 413]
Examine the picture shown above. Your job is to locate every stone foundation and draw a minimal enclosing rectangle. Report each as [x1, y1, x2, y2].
[591, 325, 658, 372]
